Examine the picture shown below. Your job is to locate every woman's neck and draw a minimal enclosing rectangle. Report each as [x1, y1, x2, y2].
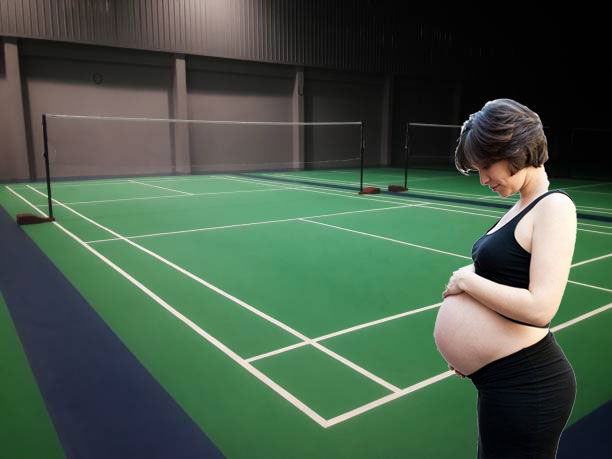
[519, 166, 550, 203]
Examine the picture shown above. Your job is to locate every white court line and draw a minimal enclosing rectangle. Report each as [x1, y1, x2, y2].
[561, 182, 612, 191]
[577, 222, 612, 230]
[427, 189, 612, 215]
[297, 216, 610, 294]
[550, 303, 612, 332]
[410, 187, 496, 201]
[299, 218, 472, 260]
[567, 280, 612, 293]
[374, 174, 462, 183]
[128, 179, 194, 195]
[27, 175, 225, 189]
[569, 189, 612, 196]
[415, 186, 612, 214]
[247, 302, 443, 363]
[224, 175, 612, 241]
[6, 186, 328, 427]
[220, 175, 430, 207]
[27, 171, 612, 216]
[263, 171, 461, 186]
[250, 254, 612, 364]
[326, 371, 456, 427]
[407, 187, 612, 215]
[217, 174, 509, 222]
[571, 204, 612, 214]
[571, 253, 612, 268]
[326, 302, 612, 427]
[24, 185, 401, 394]
[245, 172, 388, 190]
[576, 228, 612, 236]
[48, 193, 189, 206]
[31, 182, 612, 238]
[274, 171, 466, 187]
[417, 204, 504, 220]
[313, 303, 442, 342]
[248, 255, 612, 365]
[225, 175, 610, 235]
[245, 342, 311, 363]
[37, 187, 294, 206]
[85, 203, 417, 244]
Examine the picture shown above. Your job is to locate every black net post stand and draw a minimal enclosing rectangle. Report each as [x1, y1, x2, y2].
[359, 122, 364, 192]
[43, 114, 54, 220]
[388, 122, 409, 193]
[358, 122, 380, 194]
[17, 113, 55, 225]
[403, 122, 410, 190]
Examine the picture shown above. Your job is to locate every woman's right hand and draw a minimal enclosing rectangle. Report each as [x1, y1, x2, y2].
[449, 364, 466, 379]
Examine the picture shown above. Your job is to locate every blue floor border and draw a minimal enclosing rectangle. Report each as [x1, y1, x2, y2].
[558, 400, 612, 459]
[0, 206, 224, 459]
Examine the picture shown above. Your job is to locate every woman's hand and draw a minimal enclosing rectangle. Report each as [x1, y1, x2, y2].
[449, 364, 466, 379]
[442, 264, 475, 298]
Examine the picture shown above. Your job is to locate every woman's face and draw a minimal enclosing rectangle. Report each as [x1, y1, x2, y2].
[475, 160, 525, 197]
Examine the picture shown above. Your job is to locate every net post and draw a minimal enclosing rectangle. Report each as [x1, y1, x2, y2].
[358, 122, 380, 194]
[360, 122, 364, 192]
[43, 114, 54, 220]
[17, 114, 55, 225]
[403, 122, 410, 189]
[387, 122, 409, 193]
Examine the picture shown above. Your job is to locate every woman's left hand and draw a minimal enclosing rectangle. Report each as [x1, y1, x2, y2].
[442, 265, 474, 298]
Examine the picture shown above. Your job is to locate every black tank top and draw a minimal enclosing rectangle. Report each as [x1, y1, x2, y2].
[471, 190, 572, 328]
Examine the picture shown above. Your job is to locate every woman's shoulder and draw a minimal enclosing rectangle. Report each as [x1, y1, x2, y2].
[534, 191, 577, 223]
[541, 190, 576, 209]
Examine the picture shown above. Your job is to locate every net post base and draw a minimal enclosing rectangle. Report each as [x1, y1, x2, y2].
[16, 214, 55, 225]
[388, 185, 407, 192]
[359, 186, 381, 195]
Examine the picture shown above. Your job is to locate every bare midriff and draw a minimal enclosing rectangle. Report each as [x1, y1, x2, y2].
[433, 293, 549, 376]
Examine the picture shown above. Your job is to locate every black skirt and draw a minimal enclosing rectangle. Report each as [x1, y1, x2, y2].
[468, 332, 577, 458]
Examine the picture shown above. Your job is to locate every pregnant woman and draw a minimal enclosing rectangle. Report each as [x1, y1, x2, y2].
[433, 99, 577, 458]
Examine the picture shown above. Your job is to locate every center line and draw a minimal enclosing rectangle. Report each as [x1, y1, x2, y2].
[300, 218, 472, 260]
[129, 179, 194, 195]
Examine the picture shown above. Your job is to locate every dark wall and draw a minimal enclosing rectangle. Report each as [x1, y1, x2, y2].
[305, 70, 383, 167]
[391, 78, 461, 167]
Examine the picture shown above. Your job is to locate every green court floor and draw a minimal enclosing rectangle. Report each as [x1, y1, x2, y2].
[1, 167, 611, 458]
[0, 292, 64, 459]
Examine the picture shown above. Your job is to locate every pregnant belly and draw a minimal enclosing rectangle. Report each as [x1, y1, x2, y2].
[433, 293, 548, 376]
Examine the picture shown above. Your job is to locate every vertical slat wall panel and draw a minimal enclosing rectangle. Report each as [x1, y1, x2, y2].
[0, 0, 456, 74]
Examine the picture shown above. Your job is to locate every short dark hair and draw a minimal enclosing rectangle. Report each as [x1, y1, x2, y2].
[454, 99, 548, 175]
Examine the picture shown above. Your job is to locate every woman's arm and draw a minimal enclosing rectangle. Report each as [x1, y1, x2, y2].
[444, 193, 577, 327]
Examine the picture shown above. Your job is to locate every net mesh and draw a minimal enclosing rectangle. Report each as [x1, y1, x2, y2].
[42, 115, 363, 181]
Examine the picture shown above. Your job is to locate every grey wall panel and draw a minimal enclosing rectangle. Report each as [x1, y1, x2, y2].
[0, 45, 16, 180]
[187, 66, 293, 171]
[23, 54, 174, 179]
[0, 38, 30, 181]
[0, 0, 394, 74]
[19, 37, 173, 67]
[1, 0, 118, 44]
